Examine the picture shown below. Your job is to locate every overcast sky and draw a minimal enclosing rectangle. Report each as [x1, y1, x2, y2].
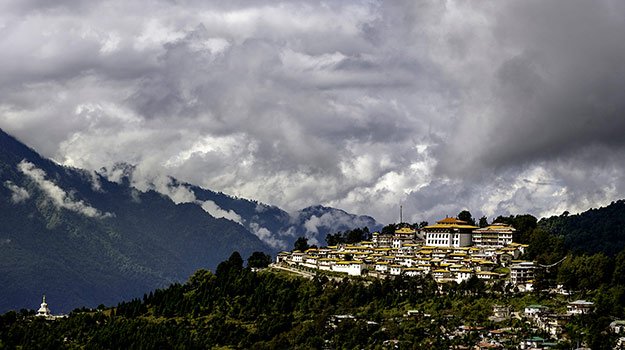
[2, 0, 625, 225]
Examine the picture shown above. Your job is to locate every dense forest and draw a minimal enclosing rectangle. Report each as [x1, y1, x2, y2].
[1, 249, 625, 349]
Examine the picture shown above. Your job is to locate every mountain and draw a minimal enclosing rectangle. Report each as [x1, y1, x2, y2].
[188, 182, 381, 250]
[0, 129, 381, 313]
[539, 199, 625, 256]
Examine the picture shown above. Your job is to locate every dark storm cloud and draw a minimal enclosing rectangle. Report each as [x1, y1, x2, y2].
[1, 0, 625, 224]
[438, 0, 625, 174]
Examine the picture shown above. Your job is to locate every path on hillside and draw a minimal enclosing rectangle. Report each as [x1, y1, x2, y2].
[269, 264, 373, 284]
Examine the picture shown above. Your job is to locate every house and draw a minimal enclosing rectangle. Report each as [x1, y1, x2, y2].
[389, 265, 402, 276]
[610, 320, 625, 334]
[535, 313, 570, 336]
[276, 251, 291, 264]
[491, 305, 511, 319]
[332, 260, 364, 276]
[476, 271, 499, 280]
[455, 269, 474, 284]
[524, 304, 549, 316]
[510, 261, 535, 286]
[567, 300, 594, 315]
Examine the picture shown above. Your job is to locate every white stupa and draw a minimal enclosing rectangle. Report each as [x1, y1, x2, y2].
[36, 295, 52, 318]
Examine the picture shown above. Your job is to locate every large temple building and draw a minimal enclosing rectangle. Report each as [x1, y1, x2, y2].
[423, 217, 478, 247]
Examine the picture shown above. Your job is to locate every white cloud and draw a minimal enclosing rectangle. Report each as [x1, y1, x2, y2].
[149, 177, 197, 204]
[200, 200, 243, 224]
[249, 222, 287, 250]
[4, 180, 30, 203]
[2, 1, 625, 225]
[17, 160, 113, 219]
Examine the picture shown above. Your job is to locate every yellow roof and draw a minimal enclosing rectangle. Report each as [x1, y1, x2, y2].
[424, 224, 479, 230]
[477, 271, 499, 275]
[395, 227, 416, 234]
[437, 217, 468, 224]
[337, 260, 363, 264]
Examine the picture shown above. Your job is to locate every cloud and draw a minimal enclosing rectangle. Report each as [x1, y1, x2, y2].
[3, 181, 30, 203]
[249, 222, 287, 250]
[2, 1, 625, 224]
[17, 160, 113, 218]
[200, 200, 243, 224]
[300, 209, 375, 245]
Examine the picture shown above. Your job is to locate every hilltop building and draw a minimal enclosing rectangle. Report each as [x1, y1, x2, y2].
[423, 217, 478, 247]
[472, 223, 516, 248]
[275, 216, 533, 288]
[36, 295, 51, 318]
[34, 295, 66, 320]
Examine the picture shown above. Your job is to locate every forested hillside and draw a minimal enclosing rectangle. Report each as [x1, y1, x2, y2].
[2, 251, 623, 349]
[0, 128, 381, 313]
[539, 200, 625, 256]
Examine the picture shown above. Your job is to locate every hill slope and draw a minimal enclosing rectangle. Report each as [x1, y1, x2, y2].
[0, 129, 380, 312]
[539, 200, 625, 256]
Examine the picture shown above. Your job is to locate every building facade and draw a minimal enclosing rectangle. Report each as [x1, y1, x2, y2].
[423, 217, 478, 247]
[472, 223, 516, 248]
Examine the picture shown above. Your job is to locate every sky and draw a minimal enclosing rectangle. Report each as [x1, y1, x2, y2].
[1, 0, 625, 225]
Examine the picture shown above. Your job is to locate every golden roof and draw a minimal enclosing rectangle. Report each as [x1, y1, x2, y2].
[437, 217, 468, 224]
[395, 227, 416, 235]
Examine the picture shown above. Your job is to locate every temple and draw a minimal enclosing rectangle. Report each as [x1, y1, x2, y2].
[36, 295, 52, 318]
[423, 217, 478, 247]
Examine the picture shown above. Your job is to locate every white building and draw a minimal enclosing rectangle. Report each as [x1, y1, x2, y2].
[567, 300, 594, 314]
[36, 295, 52, 318]
[423, 217, 477, 247]
[510, 261, 536, 286]
[472, 223, 516, 248]
[35, 295, 65, 320]
[332, 261, 364, 276]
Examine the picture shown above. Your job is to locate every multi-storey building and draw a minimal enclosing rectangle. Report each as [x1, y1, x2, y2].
[472, 223, 516, 248]
[423, 217, 478, 247]
[510, 261, 536, 286]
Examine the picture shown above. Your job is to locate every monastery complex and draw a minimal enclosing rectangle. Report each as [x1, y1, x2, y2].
[276, 217, 535, 290]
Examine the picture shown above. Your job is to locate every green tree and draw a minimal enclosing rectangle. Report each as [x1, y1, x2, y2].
[294, 237, 310, 252]
[458, 210, 476, 226]
[613, 248, 625, 286]
[478, 216, 488, 228]
[248, 251, 272, 268]
[381, 223, 397, 235]
[526, 228, 564, 264]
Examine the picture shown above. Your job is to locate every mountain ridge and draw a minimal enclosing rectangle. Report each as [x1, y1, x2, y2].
[0, 128, 381, 312]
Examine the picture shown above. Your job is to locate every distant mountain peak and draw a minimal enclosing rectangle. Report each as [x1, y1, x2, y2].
[0, 128, 381, 312]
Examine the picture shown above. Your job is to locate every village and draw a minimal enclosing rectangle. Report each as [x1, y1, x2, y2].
[276, 217, 536, 290]
[272, 216, 625, 348]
